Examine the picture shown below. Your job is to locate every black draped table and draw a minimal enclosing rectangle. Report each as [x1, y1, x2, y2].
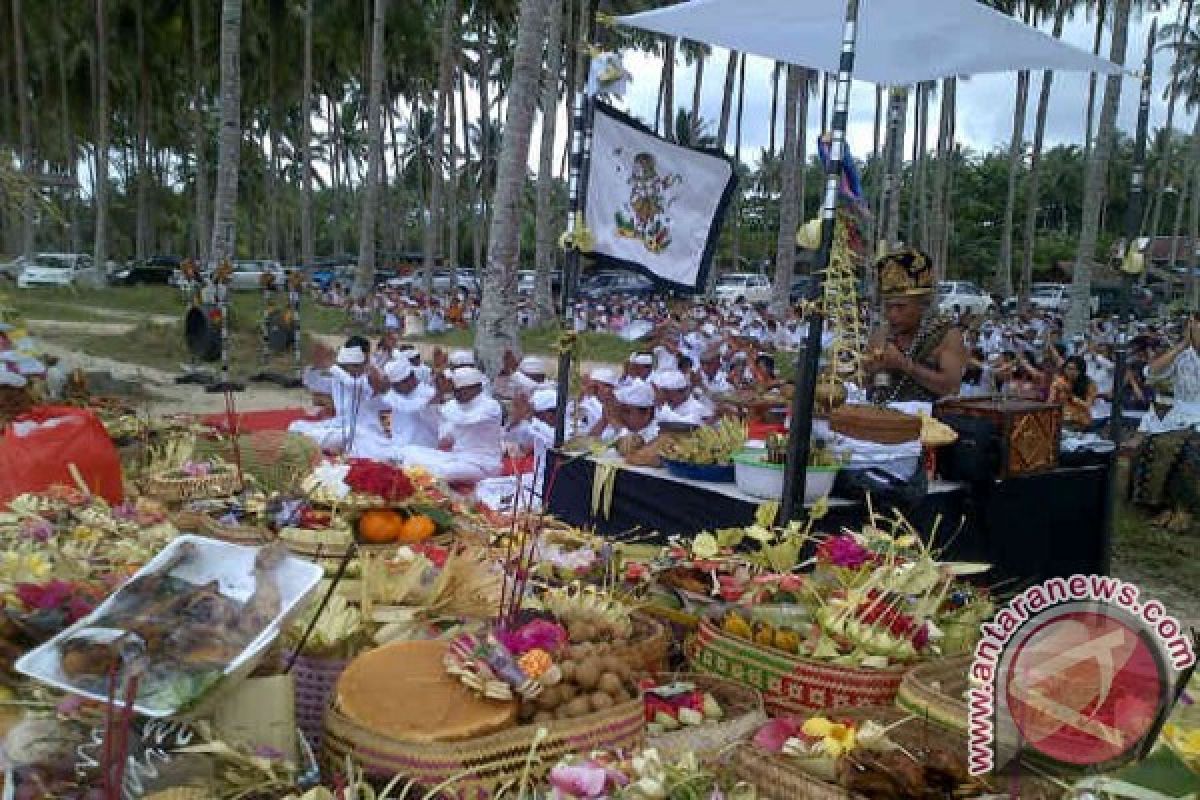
[544, 450, 1113, 588]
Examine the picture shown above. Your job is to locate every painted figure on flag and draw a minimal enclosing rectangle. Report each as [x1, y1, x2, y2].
[614, 151, 681, 255]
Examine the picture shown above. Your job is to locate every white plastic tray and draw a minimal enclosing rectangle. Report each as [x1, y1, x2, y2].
[15, 534, 323, 717]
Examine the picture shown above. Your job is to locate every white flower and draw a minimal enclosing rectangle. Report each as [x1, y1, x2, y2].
[309, 462, 351, 499]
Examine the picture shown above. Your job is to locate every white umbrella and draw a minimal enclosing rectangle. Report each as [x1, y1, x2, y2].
[618, 0, 1123, 84]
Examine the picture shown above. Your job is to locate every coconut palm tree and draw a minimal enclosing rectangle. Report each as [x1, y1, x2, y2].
[1146, 0, 1196, 244]
[209, 0, 242, 266]
[424, 0, 459, 295]
[770, 64, 802, 316]
[11, 0, 33, 257]
[300, 0, 314, 267]
[1068, 0, 1132, 337]
[94, 0, 111, 272]
[190, 0, 210, 261]
[475, 0, 547, 374]
[355, 0, 387, 296]
[716, 50, 739, 151]
[997, 67, 1030, 296]
[533, 0, 565, 325]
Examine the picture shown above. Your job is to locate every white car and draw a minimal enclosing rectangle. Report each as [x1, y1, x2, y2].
[1027, 283, 1073, 313]
[714, 272, 772, 304]
[227, 260, 286, 291]
[936, 281, 993, 316]
[16, 253, 107, 289]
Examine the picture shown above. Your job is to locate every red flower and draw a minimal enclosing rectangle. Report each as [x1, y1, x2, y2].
[816, 535, 875, 569]
[345, 460, 416, 502]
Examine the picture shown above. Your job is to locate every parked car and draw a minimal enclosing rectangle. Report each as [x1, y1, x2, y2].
[113, 255, 180, 286]
[936, 281, 993, 316]
[714, 272, 772, 304]
[578, 270, 656, 300]
[0, 255, 29, 282]
[16, 253, 107, 289]
[1091, 285, 1156, 319]
[225, 260, 285, 291]
[388, 268, 478, 293]
[310, 262, 356, 291]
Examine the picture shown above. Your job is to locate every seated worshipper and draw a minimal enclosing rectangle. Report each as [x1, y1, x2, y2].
[652, 369, 713, 426]
[1049, 355, 1098, 430]
[602, 380, 660, 451]
[574, 367, 619, 437]
[289, 341, 386, 455]
[510, 356, 551, 399]
[620, 352, 655, 387]
[397, 366, 504, 484]
[1131, 316, 1200, 531]
[506, 387, 561, 469]
[396, 344, 433, 385]
[372, 327, 403, 370]
[697, 345, 734, 394]
[864, 249, 967, 403]
[354, 359, 440, 460]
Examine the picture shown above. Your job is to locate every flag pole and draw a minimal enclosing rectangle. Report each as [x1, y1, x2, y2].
[554, 5, 602, 449]
[779, 0, 862, 523]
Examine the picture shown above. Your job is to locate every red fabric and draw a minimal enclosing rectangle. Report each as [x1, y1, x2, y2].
[0, 406, 124, 505]
[199, 408, 327, 434]
[502, 453, 536, 476]
[748, 422, 787, 440]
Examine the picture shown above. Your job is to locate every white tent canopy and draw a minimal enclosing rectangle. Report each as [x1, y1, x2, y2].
[617, 0, 1124, 86]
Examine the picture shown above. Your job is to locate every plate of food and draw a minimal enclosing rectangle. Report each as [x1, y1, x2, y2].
[16, 535, 322, 717]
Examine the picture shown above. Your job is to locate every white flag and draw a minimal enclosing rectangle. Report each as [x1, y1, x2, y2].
[584, 103, 737, 292]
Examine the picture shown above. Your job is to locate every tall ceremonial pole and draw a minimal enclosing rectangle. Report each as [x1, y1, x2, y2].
[554, 4, 601, 449]
[1102, 20, 1154, 573]
[779, 0, 863, 523]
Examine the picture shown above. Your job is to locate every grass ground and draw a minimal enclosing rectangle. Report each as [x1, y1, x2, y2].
[1112, 502, 1200, 622]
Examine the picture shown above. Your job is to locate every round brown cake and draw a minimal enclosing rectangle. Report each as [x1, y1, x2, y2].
[335, 639, 518, 743]
[830, 404, 922, 445]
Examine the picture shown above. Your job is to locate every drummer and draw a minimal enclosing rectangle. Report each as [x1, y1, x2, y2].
[863, 249, 967, 404]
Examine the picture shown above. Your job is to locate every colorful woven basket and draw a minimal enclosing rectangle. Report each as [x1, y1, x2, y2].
[322, 695, 645, 797]
[894, 655, 972, 734]
[610, 613, 670, 674]
[169, 510, 271, 547]
[688, 620, 910, 716]
[731, 706, 1059, 800]
[142, 464, 241, 503]
[287, 652, 349, 757]
[645, 673, 766, 764]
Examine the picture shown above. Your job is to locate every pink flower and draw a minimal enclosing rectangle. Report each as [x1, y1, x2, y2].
[548, 762, 626, 799]
[16, 580, 74, 612]
[753, 717, 801, 754]
[779, 574, 805, 593]
[19, 518, 53, 543]
[496, 619, 568, 656]
[912, 622, 931, 650]
[624, 562, 648, 582]
[816, 535, 874, 569]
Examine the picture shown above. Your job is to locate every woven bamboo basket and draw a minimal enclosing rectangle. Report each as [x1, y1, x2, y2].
[688, 620, 910, 716]
[142, 464, 241, 503]
[645, 673, 766, 763]
[731, 706, 1058, 800]
[322, 694, 645, 797]
[609, 612, 670, 674]
[278, 526, 355, 571]
[894, 656, 972, 734]
[287, 652, 349, 757]
[0, 385, 32, 426]
[169, 510, 271, 547]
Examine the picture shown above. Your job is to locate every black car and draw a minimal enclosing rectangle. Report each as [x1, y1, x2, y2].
[114, 255, 180, 285]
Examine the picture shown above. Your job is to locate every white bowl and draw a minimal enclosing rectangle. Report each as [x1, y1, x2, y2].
[733, 449, 839, 504]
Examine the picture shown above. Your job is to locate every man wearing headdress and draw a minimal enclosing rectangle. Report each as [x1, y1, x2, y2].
[864, 249, 967, 404]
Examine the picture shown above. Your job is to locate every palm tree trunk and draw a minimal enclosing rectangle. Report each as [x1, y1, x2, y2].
[1146, 0, 1194, 241]
[1169, 157, 1189, 269]
[11, 0, 33, 257]
[191, 0, 209, 261]
[1068, 0, 1131, 337]
[716, 50, 738, 151]
[477, 16, 491, 269]
[732, 52, 746, 267]
[917, 84, 932, 250]
[476, 0, 548, 374]
[1084, 0, 1107, 164]
[882, 87, 908, 249]
[930, 77, 955, 278]
[424, 0, 459, 295]
[534, 0, 564, 325]
[209, 0, 243, 266]
[54, 11, 77, 252]
[267, 2, 282, 261]
[94, 0, 110, 271]
[873, 85, 883, 158]
[908, 84, 922, 247]
[768, 62, 780, 159]
[331, 96, 343, 255]
[998, 69, 1030, 297]
[1021, 5, 1067, 308]
[355, 0, 387, 296]
[447, 73, 461, 272]
[1188, 114, 1200, 308]
[770, 64, 802, 316]
[661, 37, 676, 142]
[135, 0, 150, 262]
[797, 70, 809, 223]
[300, 0, 314, 266]
[691, 46, 705, 123]
[459, 79, 473, 267]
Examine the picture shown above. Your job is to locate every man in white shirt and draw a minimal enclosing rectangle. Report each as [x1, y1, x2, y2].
[289, 344, 385, 456]
[620, 352, 654, 388]
[510, 356, 552, 398]
[652, 369, 712, 426]
[355, 359, 440, 461]
[575, 367, 618, 436]
[602, 380, 660, 445]
[697, 346, 733, 394]
[398, 367, 504, 484]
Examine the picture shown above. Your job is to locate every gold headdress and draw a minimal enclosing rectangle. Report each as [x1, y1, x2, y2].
[876, 249, 935, 298]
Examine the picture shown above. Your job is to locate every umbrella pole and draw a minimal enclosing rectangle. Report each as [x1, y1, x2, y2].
[779, 0, 862, 523]
[554, 8, 601, 449]
[1103, 20, 1154, 573]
